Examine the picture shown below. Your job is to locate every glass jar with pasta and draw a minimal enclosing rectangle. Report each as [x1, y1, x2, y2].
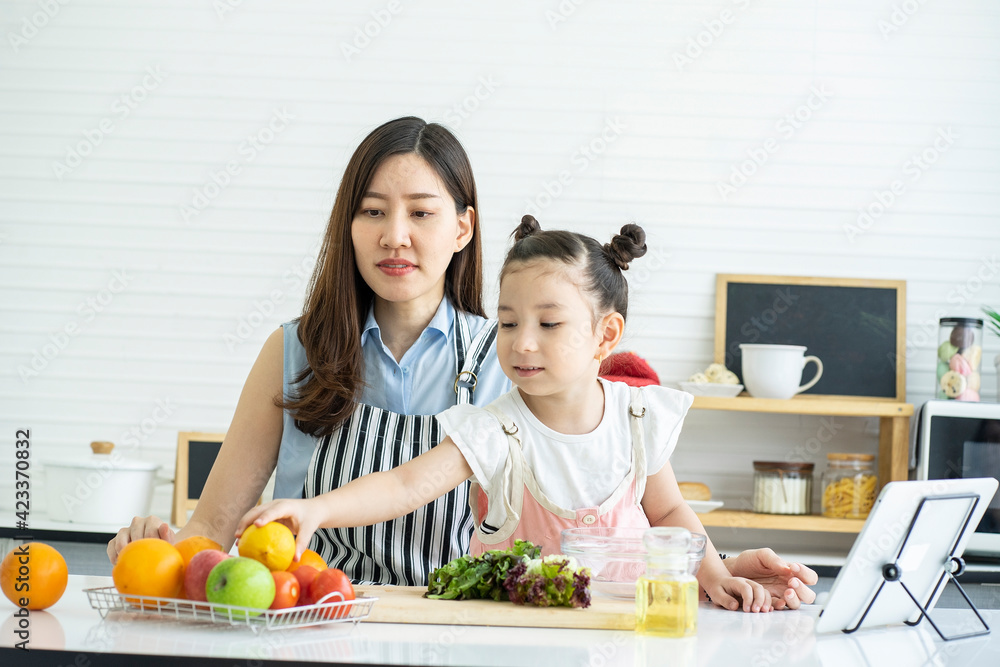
[821, 453, 877, 519]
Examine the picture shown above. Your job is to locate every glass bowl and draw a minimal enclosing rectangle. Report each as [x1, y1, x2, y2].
[560, 527, 707, 599]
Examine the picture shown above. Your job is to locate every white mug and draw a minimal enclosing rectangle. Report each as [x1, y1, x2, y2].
[740, 344, 823, 400]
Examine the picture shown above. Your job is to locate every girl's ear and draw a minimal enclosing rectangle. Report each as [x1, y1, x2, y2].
[596, 311, 625, 360]
[454, 206, 475, 252]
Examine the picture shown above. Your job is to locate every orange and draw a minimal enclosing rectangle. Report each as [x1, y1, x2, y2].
[1, 542, 68, 610]
[174, 535, 223, 567]
[112, 538, 185, 603]
[286, 548, 327, 573]
[238, 522, 295, 571]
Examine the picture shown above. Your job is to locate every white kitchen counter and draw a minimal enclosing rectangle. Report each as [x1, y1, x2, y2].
[2, 575, 997, 666]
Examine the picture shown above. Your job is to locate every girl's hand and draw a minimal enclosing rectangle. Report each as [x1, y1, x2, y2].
[704, 576, 773, 613]
[235, 499, 324, 561]
[722, 548, 818, 610]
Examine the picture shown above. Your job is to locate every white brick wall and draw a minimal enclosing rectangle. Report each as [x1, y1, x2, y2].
[1, 0, 997, 528]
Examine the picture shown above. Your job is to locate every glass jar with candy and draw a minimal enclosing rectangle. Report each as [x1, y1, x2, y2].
[937, 317, 983, 401]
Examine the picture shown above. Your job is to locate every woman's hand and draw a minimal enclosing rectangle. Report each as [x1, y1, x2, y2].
[107, 516, 175, 564]
[723, 548, 818, 610]
[703, 576, 773, 613]
[235, 498, 325, 561]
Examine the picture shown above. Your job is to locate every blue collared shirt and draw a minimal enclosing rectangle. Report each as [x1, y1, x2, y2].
[358, 297, 508, 415]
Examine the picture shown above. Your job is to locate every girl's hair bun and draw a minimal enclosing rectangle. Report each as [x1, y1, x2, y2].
[604, 223, 647, 270]
[514, 214, 542, 242]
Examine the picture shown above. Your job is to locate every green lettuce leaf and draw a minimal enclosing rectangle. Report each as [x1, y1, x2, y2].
[425, 539, 541, 601]
[503, 554, 592, 608]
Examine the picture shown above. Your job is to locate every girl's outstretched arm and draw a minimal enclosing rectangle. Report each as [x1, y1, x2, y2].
[108, 327, 285, 563]
[641, 462, 772, 613]
[235, 437, 473, 559]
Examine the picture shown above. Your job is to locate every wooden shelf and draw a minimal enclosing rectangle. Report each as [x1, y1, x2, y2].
[690, 395, 913, 497]
[697, 510, 866, 534]
[690, 394, 913, 418]
[688, 395, 915, 532]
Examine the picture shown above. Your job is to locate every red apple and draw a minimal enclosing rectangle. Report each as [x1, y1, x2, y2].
[311, 567, 355, 619]
[291, 565, 320, 606]
[183, 549, 230, 602]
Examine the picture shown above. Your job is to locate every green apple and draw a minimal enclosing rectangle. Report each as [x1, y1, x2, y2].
[205, 556, 275, 618]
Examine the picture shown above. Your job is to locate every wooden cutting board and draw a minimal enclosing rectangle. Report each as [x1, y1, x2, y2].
[354, 585, 636, 630]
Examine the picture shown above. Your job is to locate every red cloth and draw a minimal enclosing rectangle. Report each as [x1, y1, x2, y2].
[599, 351, 660, 387]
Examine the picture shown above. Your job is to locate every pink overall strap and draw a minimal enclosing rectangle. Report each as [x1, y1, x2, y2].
[468, 388, 650, 555]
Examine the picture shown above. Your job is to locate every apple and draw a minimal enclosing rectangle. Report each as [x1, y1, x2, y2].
[205, 557, 275, 617]
[311, 567, 355, 619]
[291, 565, 320, 606]
[183, 549, 230, 602]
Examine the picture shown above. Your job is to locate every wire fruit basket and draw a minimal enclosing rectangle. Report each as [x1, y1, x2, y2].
[85, 586, 377, 633]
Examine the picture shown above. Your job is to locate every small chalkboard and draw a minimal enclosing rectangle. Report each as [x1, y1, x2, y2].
[172, 432, 226, 527]
[715, 274, 907, 400]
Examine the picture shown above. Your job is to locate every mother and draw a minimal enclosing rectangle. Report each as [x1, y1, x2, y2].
[108, 117, 816, 606]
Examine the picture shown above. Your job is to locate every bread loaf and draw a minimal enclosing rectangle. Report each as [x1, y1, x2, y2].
[678, 482, 711, 501]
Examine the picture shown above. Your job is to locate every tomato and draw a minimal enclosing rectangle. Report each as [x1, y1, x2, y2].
[291, 565, 320, 606]
[311, 568, 355, 619]
[269, 570, 300, 610]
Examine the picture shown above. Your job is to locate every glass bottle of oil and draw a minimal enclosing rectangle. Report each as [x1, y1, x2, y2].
[636, 527, 698, 637]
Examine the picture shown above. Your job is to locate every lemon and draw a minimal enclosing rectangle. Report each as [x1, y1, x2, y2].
[238, 522, 296, 571]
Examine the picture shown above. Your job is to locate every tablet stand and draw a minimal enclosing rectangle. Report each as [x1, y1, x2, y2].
[844, 494, 991, 641]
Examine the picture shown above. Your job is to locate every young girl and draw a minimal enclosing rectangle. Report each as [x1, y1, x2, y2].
[237, 215, 775, 612]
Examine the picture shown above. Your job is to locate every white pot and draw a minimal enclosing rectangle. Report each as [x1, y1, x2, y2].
[43, 441, 168, 525]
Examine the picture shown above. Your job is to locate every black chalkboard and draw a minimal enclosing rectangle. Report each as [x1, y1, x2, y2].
[172, 432, 227, 527]
[715, 275, 906, 400]
[187, 439, 223, 499]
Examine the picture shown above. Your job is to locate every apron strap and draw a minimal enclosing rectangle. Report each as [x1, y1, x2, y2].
[454, 315, 498, 405]
[468, 404, 527, 545]
[486, 404, 578, 520]
[470, 387, 651, 543]
[453, 307, 472, 373]
[628, 386, 648, 505]
[524, 388, 648, 517]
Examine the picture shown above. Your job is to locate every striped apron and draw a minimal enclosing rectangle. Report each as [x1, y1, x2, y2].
[304, 314, 498, 585]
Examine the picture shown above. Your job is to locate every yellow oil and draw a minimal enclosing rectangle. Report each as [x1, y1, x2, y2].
[635, 576, 698, 637]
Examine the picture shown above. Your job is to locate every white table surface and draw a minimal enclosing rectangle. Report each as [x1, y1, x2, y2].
[2, 575, 998, 666]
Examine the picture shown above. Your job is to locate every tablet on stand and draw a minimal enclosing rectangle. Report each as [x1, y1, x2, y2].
[816, 478, 998, 640]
